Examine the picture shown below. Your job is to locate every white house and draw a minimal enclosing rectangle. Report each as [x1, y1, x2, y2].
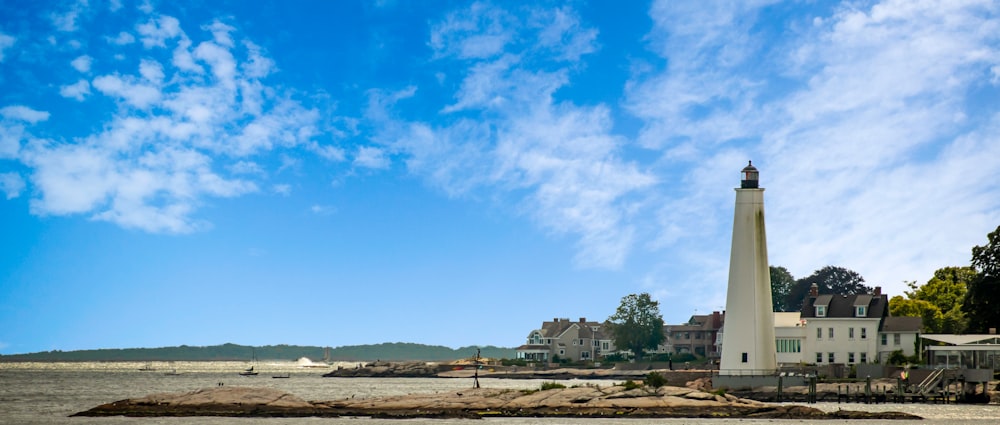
[774, 312, 806, 366]
[773, 285, 921, 366]
[878, 316, 923, 361]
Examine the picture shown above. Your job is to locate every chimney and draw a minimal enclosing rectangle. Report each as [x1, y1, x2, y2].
[712, 311, 721, 328]
[579, 317, 586, 323]
[809, 283, 819, 297]
[874, 286, 882, 296]
[990, 328, 997, 335]
[553, 318, 559, 323]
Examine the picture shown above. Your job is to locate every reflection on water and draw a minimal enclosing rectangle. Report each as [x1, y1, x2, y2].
[1, 362, 998, 424]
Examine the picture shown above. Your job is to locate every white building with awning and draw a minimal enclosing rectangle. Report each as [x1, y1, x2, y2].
[921, 334, 1000, 370]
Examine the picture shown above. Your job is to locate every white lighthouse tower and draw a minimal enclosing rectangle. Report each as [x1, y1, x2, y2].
[719, 161, 777, 376]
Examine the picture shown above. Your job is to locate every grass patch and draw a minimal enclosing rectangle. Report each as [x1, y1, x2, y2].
[622, 380, 642, 390]
[540, 382, 566, 391]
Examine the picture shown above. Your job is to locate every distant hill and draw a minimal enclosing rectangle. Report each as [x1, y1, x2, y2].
[0, 342, 515, 362]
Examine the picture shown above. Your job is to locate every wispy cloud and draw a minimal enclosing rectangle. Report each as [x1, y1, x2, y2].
[50, 0, 86, 32]
[0, 172, 25, 199]
[107, 31, 135, 45]
[59, 79, 91, 101]
[1, 106, 51, 124]
[6, 12, 320, 233]
[0, 31, 14, 62]
[273, 184, 291, 196]
[309, 204, 336, 215]
[353, 146, 390, 169]
[374, 3, 655, 269]
[70, 55, 92, 72]
[627, 0, 1000, 303]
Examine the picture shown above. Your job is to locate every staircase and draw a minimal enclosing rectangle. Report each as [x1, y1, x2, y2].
[915, 368, 945, 396]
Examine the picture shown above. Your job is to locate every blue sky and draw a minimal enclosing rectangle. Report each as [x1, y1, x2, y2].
[1, 0, 999, 355]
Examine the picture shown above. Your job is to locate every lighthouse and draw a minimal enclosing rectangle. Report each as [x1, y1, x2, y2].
[719, 161, 777, 376]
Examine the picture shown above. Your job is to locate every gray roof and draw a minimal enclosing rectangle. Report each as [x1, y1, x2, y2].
[814, 295, 833, 307]
[881, 316, 922, 332]
[800, 292, 888, 319]
[665, 312, 725, 332]
[534, 318, 609, 340]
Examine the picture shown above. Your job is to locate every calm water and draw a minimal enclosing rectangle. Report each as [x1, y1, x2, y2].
[1, 362, 999, 424]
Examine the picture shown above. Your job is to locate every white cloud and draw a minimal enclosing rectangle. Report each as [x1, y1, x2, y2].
[71, 55, 92, 72]
[92, 74, 161, 108]
[530, 6, 598, 62]
[137, 15, 183, 48]
[308, 142, 346, 162]
[51, 9, 80, 32]
[172, 38, 201, 73]
[108, 31, 135, 45]
[241, 41, 274, 79]
[429, 2, 515, 59]
[229, 160, 262, 175]
[309, 204, 336, 215]
[626, 0, 1000, 301]
[1, 106, 50, 123]
[273, 184, 291, 195]
[8, 12, 320, 233]
[0, 123, 24, 158]
[353, 146, 390, 169]
[59, 79, 91, 101]
[138, 59, 164, 84]
[375, 3, 648, 269]
[0, 32, 15, 62]
[193, 40, 237, 90]
[0, 172, 25, 199]
[203, 20, 236, 48]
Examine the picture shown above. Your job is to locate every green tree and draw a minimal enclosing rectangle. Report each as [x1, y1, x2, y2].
[769, 266, 795, 312]
[605, 293, 665, 361]
[890, 295, 942, 333]
[784, 266, 872, 311]
[904, 267, 974, 333]
[964, 225, 1000, 333]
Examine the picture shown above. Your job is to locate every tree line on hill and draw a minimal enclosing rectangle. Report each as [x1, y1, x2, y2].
[0, 342, 514, 362]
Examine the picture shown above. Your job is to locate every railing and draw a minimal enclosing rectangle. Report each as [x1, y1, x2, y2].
[915, 368, 944, 395]
[715, 369, 781, 376]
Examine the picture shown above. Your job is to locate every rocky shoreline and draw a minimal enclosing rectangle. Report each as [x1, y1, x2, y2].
[72, 384, 920, 420]
[322, 360, 702, 381]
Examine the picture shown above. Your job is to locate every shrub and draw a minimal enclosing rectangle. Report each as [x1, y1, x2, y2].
[601, 353, 628, 362]
[886, 350, 907, 365]
[500, 358, 528, 367]
[622, 380, 642, 390]
[644, 371, 667, 388]
[540, 382, 566, 391]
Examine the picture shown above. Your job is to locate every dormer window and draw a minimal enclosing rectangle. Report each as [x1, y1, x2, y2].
[816, 305, 827, 317]
[853, 295, 872, 318]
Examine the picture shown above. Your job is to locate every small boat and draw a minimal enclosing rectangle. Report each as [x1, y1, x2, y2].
[138, 362, 156, 371]
[164, 369, 182, 376]
[239, 348, 259, 376]
[271, 373, 290, 379]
